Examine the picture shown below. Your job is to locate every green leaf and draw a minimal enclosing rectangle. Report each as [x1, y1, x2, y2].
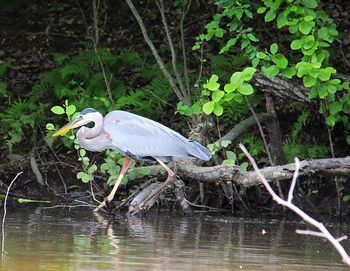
[223, 159, 236, 165]
[209, 74, 219, 82]
[302, 0, 318, 9]
[318, 85, 328, 98]
[212, 90, 225, 102]
[66, 105, 76, 116]
[318, 27, 328, 40]
[283, 67, 296, 78]
[327, 85, 337, 94]
[240, 162, 249, 171]
[80, 149, 86, 157]
[265, 9, 276, 22]
[270, 43, 278, 54]
[308, 87, 318, 99]
[82, 174, 92, 183]
[220, 140, 231, 148]
[257, 6, 266, 14]
[329, 102, 343, 115]
[272, 54, 288, 68]
[241, 67, 256, 80]
[326, 115, 336, 127]
[46, 123, 55, 131]
[215, 28, 225, 38]
[256, 52, 267, 59]
[191, 102, 202, 115]
[203, 101, 215, 114]
[304, 15, 314, 21]
[247, 33, 258, 42]
[277, 13, 288, 28]
[213, 104, 223, 116]
[87, 164, 98, 174]
[303, 35, 315, 49]
[318, 67, 336, 81]
[291, 39, 303, 50]
[303, 75, 317, 87]
[237, 83, 254, 95]
[252, 58, 260, 68]
[226, 151, 236, 160]
[230, 71, 243, 84]
[224, 83, 236, 93]
[262, 65, 279, 77]
[51, 106, 65, 115]
[298, 21, 314, 35]
[18, 198, 51, 204]
[205, 81, 220, 91]
[227, 38, 238, 47]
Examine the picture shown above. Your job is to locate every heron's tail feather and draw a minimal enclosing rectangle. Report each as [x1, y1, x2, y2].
[188, 140, 212, 161]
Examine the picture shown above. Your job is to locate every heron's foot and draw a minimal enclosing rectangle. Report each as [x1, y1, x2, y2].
[93, 190, 119, 213]
[93, 201, 106, 213]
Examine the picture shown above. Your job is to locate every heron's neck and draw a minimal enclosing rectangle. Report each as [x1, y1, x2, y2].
[76, 113, 103, 150]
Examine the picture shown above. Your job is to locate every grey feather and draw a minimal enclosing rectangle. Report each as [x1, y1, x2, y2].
[103, 111, 211, 161]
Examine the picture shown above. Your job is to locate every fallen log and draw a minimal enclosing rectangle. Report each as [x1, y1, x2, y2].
[141, 157, 350, 187]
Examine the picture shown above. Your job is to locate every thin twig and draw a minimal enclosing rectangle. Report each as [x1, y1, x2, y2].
[156, 0, 188, 101]
[125, 0, 190, 105]
[90, 180, 101, 204]
[239, 143, 350, 266]
[180, 0, 192, 96]
[287, 157, 300, 203]
[326, 118, 341, 217]
[246, 97, 284, 201]
[245, 97, 272, 166]
[195, 44, 204, 89]
[2, 172, 23, 259]
[92, 0, 115, 104]
[185, 199, 222, 210]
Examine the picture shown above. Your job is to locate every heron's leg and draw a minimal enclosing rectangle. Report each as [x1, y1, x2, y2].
[94, 156, 134, 212]
[130, 158, 176, 214]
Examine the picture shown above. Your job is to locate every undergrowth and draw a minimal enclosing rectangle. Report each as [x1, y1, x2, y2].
[1, 49, 171, 152]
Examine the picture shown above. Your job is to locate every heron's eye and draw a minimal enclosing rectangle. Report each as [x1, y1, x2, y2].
[85, 122, 95, 128]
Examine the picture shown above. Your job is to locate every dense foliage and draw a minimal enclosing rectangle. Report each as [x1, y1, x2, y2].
[1, 0, 349, 208]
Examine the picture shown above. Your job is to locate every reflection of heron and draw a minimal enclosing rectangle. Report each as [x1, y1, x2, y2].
[53, 108, 211, 212]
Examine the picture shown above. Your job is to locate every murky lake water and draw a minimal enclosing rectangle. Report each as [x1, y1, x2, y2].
[0, 206, 348, 270]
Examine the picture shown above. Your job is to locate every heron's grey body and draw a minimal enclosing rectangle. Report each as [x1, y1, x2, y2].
[76, 109, 211, 163]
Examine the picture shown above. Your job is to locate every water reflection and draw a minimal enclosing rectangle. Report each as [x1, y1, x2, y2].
[0, 206, 348, 271]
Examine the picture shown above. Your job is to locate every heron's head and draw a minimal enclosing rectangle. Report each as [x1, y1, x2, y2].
[52, 108, 98, 137]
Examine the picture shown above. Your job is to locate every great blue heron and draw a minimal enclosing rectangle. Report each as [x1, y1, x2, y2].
[53, 108, 211, 212]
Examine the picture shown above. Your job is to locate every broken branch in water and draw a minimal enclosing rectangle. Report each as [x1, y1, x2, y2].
[239, 143, 350, 267]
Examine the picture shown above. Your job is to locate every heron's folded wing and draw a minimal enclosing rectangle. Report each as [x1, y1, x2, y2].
[103, 111, 191, 158]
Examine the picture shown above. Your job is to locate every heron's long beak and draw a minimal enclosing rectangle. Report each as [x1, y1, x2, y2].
[52, 118, 82, 137]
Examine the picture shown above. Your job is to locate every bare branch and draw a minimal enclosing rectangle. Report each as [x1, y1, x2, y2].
[287, 157, 300, 203]
[125, 0, 190, 105]
[2, 172, 23, 259]
[295, 229, 325, 238]
[156, 0, 188, 102]
[92, 0, 115, 104]
[180, 0, 192, 96]
[239, 143, 350, 267]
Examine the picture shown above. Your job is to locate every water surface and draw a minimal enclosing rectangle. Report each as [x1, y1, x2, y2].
[0, 206, 348, 270]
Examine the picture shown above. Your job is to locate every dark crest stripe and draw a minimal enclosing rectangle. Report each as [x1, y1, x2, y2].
[80, 108, 97, 115]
